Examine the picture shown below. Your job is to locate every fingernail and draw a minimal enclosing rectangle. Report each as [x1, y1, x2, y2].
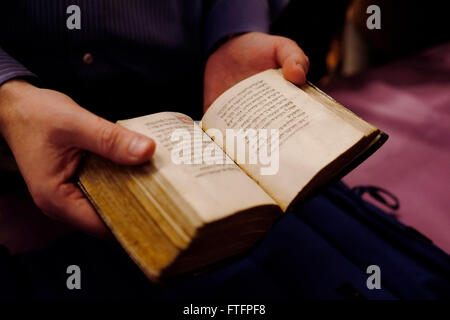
[128, 136, 152, 157]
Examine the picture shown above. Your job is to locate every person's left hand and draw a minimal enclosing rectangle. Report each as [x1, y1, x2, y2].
[203, 32, 309, 112]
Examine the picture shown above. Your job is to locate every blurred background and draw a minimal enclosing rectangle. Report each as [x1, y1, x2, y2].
[272, 0, 449, 82]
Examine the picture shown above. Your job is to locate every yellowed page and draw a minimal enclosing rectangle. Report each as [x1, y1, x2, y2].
[118, 112, 277, 223]
[202, 69, 366, 210]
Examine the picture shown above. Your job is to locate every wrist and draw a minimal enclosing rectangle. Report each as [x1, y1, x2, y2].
[0, 79, 36, 137]
[0, 78, 35, 99]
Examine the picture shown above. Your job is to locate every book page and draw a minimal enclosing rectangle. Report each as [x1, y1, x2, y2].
[118, 112, 277, 223]
[202, 69, 367, 210]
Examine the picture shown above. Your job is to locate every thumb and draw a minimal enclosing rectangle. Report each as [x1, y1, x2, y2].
[274, 37, 309, 85]
[71, 112, 156, 165]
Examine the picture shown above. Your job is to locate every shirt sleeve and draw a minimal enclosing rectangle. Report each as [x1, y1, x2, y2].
[204, 0, 290, 55]
[0, 47, 37, 87]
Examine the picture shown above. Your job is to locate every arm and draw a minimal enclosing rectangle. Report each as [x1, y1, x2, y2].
[203, 0, 309, 110]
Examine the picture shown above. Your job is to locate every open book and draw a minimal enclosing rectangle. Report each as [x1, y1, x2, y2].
[78, 69, 387, 281]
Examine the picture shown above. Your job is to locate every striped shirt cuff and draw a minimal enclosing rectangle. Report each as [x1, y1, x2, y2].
[205, 0, 271, 55]
[0, 48, 37, 87]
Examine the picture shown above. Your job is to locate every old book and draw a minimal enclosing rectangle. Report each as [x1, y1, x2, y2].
[78, 69, 387, 281]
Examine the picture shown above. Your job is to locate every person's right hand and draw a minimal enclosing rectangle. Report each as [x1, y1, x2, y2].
[0, 79, 155, 237]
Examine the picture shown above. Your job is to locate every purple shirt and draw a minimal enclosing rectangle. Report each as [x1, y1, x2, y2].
[0, 0, 288, 118]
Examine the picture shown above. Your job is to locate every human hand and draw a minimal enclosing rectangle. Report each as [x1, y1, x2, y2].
[0, 80, 155, 237]
[203, 32, 309, 111]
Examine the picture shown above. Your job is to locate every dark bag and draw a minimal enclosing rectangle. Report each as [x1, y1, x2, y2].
[165, 182, 450, 300]
[289, 181, 450, 299]
[1, 182, 449, 300]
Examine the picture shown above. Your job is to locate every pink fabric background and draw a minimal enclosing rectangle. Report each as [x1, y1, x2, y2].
[325, 42, 450, 253]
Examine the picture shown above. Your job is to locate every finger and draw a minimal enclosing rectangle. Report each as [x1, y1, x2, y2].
[50, 182, 112, 238]
[71, 112, 156, 165]
[274, 37, 309, 85]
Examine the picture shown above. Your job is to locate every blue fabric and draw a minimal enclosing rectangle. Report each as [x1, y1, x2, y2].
[297, 183, 450, 299]
[4, 182, 449, 300]
[166, 182, 450, 300]
[163, 213, 395, 300]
